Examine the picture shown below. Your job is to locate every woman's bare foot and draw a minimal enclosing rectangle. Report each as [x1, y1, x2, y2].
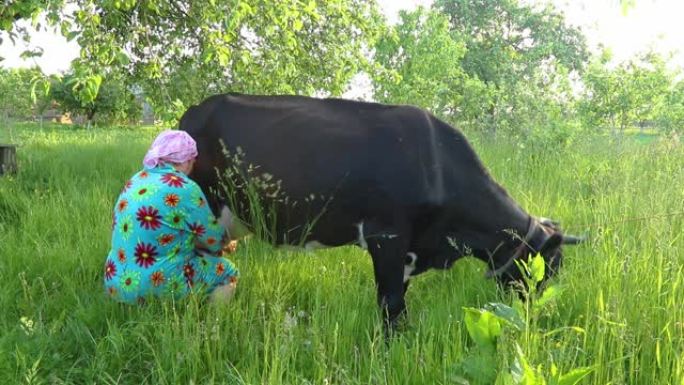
[209, 280, 237, 304]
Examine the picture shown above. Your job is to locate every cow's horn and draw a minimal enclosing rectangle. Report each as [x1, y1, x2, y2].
[562, 234, 587, 244]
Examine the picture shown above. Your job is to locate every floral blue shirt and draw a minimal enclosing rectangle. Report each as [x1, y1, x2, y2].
[104, 163, 238, 304]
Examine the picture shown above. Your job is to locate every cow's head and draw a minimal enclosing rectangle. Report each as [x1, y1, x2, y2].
[480, 217, 584, 292]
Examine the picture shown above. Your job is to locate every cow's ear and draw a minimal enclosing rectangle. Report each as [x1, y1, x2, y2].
[538, 233, 562, 255]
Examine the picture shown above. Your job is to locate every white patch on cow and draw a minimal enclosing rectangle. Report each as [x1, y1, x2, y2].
[404, 252, 418, 283]
[356, 221, 368, 249]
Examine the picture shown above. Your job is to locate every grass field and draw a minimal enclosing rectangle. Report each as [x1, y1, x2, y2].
[1, 122, 683, 384]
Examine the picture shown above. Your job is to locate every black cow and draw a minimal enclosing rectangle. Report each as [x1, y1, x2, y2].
[180, 93, 582, 329]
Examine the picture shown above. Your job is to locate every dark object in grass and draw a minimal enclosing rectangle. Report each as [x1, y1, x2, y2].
[0, 144, 17, 176]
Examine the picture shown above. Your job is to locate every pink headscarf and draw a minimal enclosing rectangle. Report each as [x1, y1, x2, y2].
[143, 130, 198, 168]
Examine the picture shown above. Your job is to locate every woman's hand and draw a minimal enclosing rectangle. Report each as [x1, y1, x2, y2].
[222, 240, 238, 254]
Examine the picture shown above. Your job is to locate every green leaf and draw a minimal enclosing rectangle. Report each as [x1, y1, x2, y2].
[31, 9, 41, 28]
[217, 49, 230, 67]
[293, 19, 303, 31]
[202, 50, 214, 64]
[305, 0, 317, 13]
[535, 285, 563, 309]
[550, 363, 559, 379]
[19, 48, 43, 59]
[484, 302, 526, 330]
[529, 253, 545, 284]
[65, 30, 79, 42]
[116, 52, 129, 65]
[557, 367, 595, 385]
[512, 345, 546, 385]
[1, 17, 13, 31]
[463, 307, 502, 349]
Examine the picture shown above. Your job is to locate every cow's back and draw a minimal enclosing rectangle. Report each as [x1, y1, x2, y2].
[182, 94, 453, 204]
[180, 93, 518, 246]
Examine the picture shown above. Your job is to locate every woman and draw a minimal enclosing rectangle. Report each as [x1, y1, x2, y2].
[104, 130, 238, 304]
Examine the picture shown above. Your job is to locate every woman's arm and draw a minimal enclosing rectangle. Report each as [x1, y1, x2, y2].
[182, 182, 229, 254]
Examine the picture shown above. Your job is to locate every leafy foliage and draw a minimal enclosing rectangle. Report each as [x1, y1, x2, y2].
[49, 72, 141, 124]
[432, 0, 589, 131]
[373, 7, 493, 123]
[0, 0, 63, 46]
[580, 50, 681, 132]
[0, 67, 50, 119]
[52, 0, 386, 122]
[456, 255, 595, 385]
[656, 80, 684, 132]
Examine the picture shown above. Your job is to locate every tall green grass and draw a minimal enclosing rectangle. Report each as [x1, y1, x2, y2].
[1, 122, 683, 384]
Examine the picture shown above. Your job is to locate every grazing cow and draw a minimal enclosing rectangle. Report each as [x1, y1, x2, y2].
[179, 93, 583, 329]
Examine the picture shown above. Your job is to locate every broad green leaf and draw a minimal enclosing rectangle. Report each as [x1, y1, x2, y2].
[463, 307, 502, 349]
[484, 302, 526, 330]
[116, 52, 129, 65]
[31, 8, 41, 28]
[557, 367, 595, 385]
[65, 30, 79, 42]
[1, 18, 13, 31]
[529, 254, 545, 284]
[512, 345, 546, 385]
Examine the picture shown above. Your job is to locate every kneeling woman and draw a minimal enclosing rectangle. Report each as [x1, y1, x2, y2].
[104, 130, 238, 304]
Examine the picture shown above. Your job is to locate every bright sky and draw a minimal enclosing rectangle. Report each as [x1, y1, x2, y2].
[547, 0, 684, 68]
[1, 0, 682, 74]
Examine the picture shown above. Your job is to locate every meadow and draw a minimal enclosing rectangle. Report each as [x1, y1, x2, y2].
[1, 122, 683, 384]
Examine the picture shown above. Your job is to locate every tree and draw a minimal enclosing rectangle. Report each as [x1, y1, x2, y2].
[433, 0, 589, 131]
[50, 72, 141, 125]
[580, 50, 675, 131]
[373, 7, 492, 124]
[0, 0, 63, 44]
[0, 66, 49, 119]
[656, 80, 684, 132]
[48, 0, 385, 122]
[3, 1, 385, 122]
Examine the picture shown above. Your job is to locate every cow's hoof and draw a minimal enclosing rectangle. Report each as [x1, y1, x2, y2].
[382, 314, 410, 340]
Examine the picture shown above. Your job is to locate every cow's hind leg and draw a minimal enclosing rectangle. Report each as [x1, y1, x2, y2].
[364, 224, 411, 333]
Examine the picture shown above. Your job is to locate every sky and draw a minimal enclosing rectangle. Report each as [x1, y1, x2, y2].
[1, 0, 683, 74]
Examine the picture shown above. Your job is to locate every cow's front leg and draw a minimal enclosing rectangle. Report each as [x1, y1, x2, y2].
[365, 231, 410, 333]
